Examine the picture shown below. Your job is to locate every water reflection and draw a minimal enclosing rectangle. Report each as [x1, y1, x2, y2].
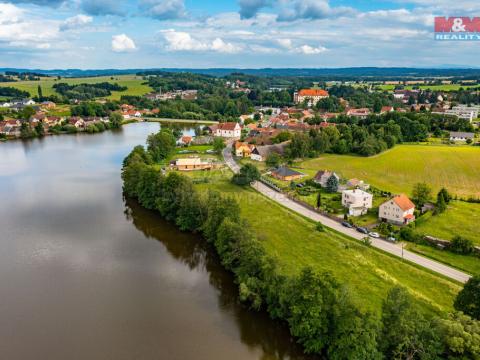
[124, 197, 314, 360]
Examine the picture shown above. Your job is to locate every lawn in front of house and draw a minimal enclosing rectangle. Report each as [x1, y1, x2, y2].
[195, 174, 461, 315]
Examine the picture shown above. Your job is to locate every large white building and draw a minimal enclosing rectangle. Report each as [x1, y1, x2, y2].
[294, 89, 329, 106]
[342, 189, 373, 216]
[214, 122, 242, 138]
[445, 105, 480, 122]
[379, 194, 416, 225]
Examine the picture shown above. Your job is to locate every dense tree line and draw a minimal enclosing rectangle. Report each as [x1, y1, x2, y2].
[71, 101, 119, 117]
[53, 82, 127, 100]
[0, 87, 30, 98]
[122, 137, 479, 359]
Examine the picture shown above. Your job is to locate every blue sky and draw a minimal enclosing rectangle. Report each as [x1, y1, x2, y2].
[0, 0, 479, 69]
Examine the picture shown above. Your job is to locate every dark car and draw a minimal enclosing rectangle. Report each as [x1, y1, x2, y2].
[356, 227, 368, 234]
[341, 221, 353, 228]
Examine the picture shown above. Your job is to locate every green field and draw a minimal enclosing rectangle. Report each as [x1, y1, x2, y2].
[195, 173, 460, 315]
[415, 201, 480, 245]
[407, 243, 480, 276]
[298, 145, 480, 197]
[377, 84, 480, 92]
[0, 75, 152, 100]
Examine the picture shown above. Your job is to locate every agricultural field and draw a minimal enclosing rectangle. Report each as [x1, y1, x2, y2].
[298, 145, 480, 198]
[195, 173, 461, 315]
[0, 75, 152, 100]
[376, 84, 480, 91]
[414, 201, 480, 246]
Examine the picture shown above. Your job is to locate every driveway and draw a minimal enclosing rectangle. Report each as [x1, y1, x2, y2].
[223, 142, 470, 284]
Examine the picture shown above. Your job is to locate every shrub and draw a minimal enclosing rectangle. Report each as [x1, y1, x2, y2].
[450, 236, 474, 255]
[316, 222, 325, 232]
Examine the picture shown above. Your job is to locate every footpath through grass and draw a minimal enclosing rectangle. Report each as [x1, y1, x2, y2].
[195, 172, 461, 315]
[299, 145, 480, 198]
[0, 75, 152, 100]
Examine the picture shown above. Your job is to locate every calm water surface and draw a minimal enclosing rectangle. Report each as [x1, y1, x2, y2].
[0, 123, 308, 360]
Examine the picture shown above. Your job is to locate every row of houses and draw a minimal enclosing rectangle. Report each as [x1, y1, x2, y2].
[145, 90, 198, 101]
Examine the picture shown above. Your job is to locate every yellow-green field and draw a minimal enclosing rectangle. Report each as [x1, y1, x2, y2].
[0, 75, 152, 100]
[195, 173, 460, 315]
[298, 145, 480, 197]
[415, 201, 480, 245]
[377, 84, 480, 91]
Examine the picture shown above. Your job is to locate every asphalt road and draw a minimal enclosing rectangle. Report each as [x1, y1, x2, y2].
[223, 143, 471, 284]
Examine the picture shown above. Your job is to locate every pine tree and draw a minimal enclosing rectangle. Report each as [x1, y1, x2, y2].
[37, 85, 43, 99]
[316, 192, 322, 209]
[326, 175, 339, 193]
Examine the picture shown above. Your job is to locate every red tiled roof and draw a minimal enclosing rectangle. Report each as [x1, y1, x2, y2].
[298, 89, 329, 97]
[404, 214, 415, 219]
[218, 122, 239, 131]
[393, 194, 415, 211]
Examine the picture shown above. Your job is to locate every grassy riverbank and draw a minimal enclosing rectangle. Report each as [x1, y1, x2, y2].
[195, 172, 460, 315]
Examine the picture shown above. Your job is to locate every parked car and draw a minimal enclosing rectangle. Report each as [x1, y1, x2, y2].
[369, 232, 380, 238]
[341, 221, 353, 228]
[356, 227, 368, 234]
[387, 236, 396, 242]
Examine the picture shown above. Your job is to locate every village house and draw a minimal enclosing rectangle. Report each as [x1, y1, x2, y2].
[250, 141, 289, 162]
[380, 106, 394, 115]
[214, 122, 242, 138]
[449, 131, 475, 142]
[177, 135, 193, 146]
[347, 178, 370, 191]
[313, 170, 340, 188]
[293, 89, 329, 106]
[379, 194, 416, 225]
[234, 141, 255, 157]
[68, 117, 85, 128]
[271, 166, 304, 181]
[342, 189, 373, 216]
[41, 101, 56, 109]
[171, 157, 221, 171]
[346, 108, 371, 119]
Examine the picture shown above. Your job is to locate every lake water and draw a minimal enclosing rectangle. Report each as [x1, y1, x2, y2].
[0, 123, 308, 360]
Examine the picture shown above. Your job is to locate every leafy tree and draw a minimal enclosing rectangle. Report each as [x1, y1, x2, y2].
[281, 268, 338, 354]
[326, 174, 339, 193]
[412, 182, 432, 207]
[434, 191, 446, 215]
[147, 128, 176, 162]
[316, 192, 322, 209]
[435, 312, 480, 358]
[136, 166, 163, 210]
[454, 276, 480, 320]
[213, 137, 225, 153]
[450, 236, 474, 255]
[176, 182, 206, 232]
[380, 286, 441, 359]
[37, 85, 43, 99]
[156, 172, 191, 221]
[232, 163, 260, 186]
[438, 188, 451, 204]
[328, 288, 381, 360]
[20, 122, 37, 139]
[202, 191, 241, 242]
[265, 152, 280, 168]
[35, 121, 45, 137]
[109, 112, 123, 129]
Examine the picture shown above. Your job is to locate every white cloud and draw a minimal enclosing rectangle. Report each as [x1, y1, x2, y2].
[277, 38, 293, 49]
[161, 29, 241, 53]
[60, 14, 93, 31]
[111, 34, 136, 52]
[295, 44, 327, 54]
[140, 0, 186, 20]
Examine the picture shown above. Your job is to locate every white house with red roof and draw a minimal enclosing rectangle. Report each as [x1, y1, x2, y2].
[379, 194, 416, 225]
[346, 108, 371, 119]
[294, 89, 329, 106]
[214, 122, 241, 138]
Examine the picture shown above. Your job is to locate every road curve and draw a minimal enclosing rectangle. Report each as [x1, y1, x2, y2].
[223, 142, 471, 284]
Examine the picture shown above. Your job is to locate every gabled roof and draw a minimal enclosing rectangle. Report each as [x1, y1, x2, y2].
[450, 131, 474, 139]
[314, 170, 337, 181]
[298, 89, 329, 97]
[218, 122, 239, 131]
[391, 194, 415, 211]
[272, 166, 303, 177]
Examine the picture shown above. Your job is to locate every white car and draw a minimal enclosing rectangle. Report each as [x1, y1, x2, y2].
[369, 232, 380, 238]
